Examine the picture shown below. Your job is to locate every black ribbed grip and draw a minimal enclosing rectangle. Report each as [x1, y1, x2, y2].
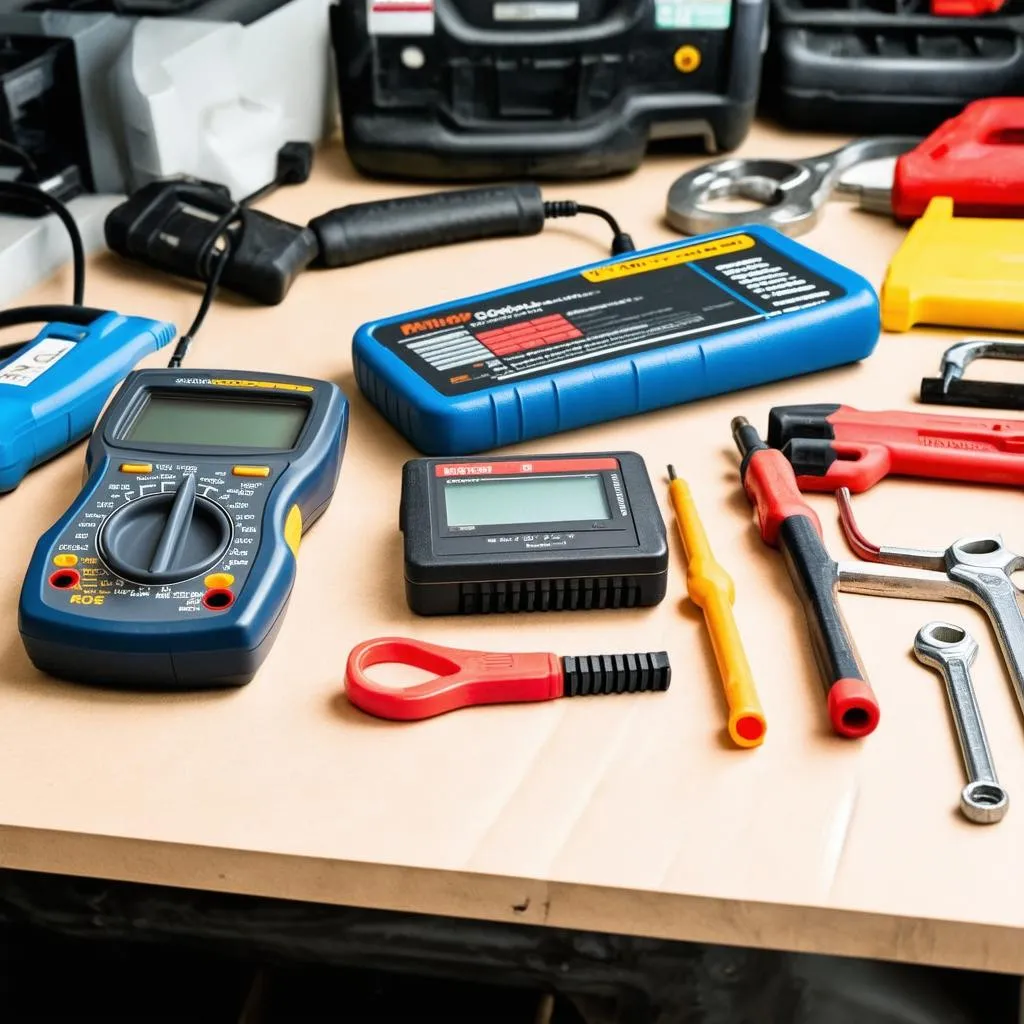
[309, 184, 546, 268]
[560, 652, 671, 697]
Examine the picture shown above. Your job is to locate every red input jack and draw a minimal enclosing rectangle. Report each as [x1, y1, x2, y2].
[48, 569, 81, 590]
[202, 588, 235, 611]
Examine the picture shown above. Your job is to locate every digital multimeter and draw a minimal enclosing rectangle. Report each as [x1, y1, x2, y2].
[0, 310, 176, 493]
[19, 369, 349, 689]
[400, 452, 667, 616]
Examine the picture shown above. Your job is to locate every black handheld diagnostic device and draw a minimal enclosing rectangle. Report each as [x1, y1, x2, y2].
[19, 369, 349, 689]
[400, 452, 667, 616]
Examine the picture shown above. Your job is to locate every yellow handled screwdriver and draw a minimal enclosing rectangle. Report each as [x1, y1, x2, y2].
[667, 465, 766, 747]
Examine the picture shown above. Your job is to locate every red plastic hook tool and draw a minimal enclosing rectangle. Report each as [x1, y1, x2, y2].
[344, 637, 671, 721]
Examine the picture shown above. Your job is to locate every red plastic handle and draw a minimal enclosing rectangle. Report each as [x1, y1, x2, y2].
[817, 408, 1024, 490]
[743, 447, 823, 546]
[893, 98, 1024, 219]
[344, 637, 563, 721]
[794, 442, 893, 494]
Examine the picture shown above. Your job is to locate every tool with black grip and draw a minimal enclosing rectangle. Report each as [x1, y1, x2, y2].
[767, 403, 1024, 493]
[732, 416, 879, 738]
[344, 637, 671, 721]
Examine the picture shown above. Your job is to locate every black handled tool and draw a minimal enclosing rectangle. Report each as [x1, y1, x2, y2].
[732, 417, 879, 738]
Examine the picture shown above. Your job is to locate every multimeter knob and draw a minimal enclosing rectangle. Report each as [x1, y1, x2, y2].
[97, 473, 232, 586]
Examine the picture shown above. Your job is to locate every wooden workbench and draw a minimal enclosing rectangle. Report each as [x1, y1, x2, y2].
[2, 124, 1023, 975]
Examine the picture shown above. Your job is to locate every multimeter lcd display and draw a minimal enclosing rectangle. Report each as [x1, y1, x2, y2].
[444, 475, 611, 528]
[125, 394, 308, 450]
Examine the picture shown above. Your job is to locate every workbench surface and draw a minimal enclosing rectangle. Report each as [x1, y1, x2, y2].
[2, 124, 1023, 974]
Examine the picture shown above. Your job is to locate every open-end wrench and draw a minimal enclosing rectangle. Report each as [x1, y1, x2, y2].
[913, 622, 1008, 825]
[836, 488, 1024, 725]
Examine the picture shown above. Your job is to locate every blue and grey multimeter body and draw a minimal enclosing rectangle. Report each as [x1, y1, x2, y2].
[352, 225, 880, 455]
[19, 369, 349, 689]
[0, 311, 177, 493]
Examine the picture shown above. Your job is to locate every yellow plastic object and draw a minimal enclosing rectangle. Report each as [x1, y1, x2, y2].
[881, 197, 1024, 333]
[667, 466, 766, 748]
[283, 505, 303, 556]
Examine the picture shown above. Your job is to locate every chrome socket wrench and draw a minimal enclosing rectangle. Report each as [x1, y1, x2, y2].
[913, 622, 1009, 825]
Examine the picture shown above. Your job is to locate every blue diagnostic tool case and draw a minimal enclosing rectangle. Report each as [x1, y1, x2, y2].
[0, 311, 176, 492]
[353, 225, 880, 455]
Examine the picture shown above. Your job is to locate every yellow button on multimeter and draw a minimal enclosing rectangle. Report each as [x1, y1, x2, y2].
[19, 369, 349, 690]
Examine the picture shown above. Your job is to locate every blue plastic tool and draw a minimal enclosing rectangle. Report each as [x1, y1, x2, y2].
[352, 225, 880, 455]
[0, 310, 176, 492]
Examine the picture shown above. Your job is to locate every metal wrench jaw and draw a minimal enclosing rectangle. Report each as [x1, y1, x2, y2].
[913, 621, 978, 672]
[665, 136, 921, 237]
[665, 158, 820, 236]
[945, 536, 1024, 581]
[961, 780, 1009, 824]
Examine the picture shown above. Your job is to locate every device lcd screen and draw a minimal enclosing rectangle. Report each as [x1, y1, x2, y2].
[125, 394, 308, 450]
[444, 474, 611, 527]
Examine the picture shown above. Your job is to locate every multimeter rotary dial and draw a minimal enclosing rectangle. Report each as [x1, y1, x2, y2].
[97, 472, 232, 586]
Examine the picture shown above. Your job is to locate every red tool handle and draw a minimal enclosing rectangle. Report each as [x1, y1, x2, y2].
[345, 637, 562, 721]
[830, 407, 1024, 490]
[740, 445, 823, 546]
[733, 418, 879, 738]
[774, 405, 1024, 493]
[893, 98, 1024, 219]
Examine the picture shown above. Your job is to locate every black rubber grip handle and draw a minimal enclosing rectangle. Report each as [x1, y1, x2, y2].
[561, 652, 671, 697]
[308, 184, 546, 268]
[777, 515, 879, 738]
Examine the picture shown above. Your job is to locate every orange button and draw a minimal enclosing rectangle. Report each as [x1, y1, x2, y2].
[232, 465, 271, 478]
[120, 462, 154, 474]
[53, 553, 79, 568]
[673, 45, 701, 73]
[204, 572, 235, 590]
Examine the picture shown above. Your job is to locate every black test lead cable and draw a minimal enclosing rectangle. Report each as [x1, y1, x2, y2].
[165, 238, 234, 368]
[165, 200, 243, 368]
[0, 181, 87, 359]
[0, 180, 236, 370]
[542, 200, 636, 255]
[0, 181, 86, 306]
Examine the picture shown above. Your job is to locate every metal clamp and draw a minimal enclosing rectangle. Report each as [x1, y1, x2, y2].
[920, 337, 1024, 410]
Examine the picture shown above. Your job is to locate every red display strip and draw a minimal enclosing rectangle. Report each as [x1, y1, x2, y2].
[475, 314, 582, 356]
[435, 458, 619, 477]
